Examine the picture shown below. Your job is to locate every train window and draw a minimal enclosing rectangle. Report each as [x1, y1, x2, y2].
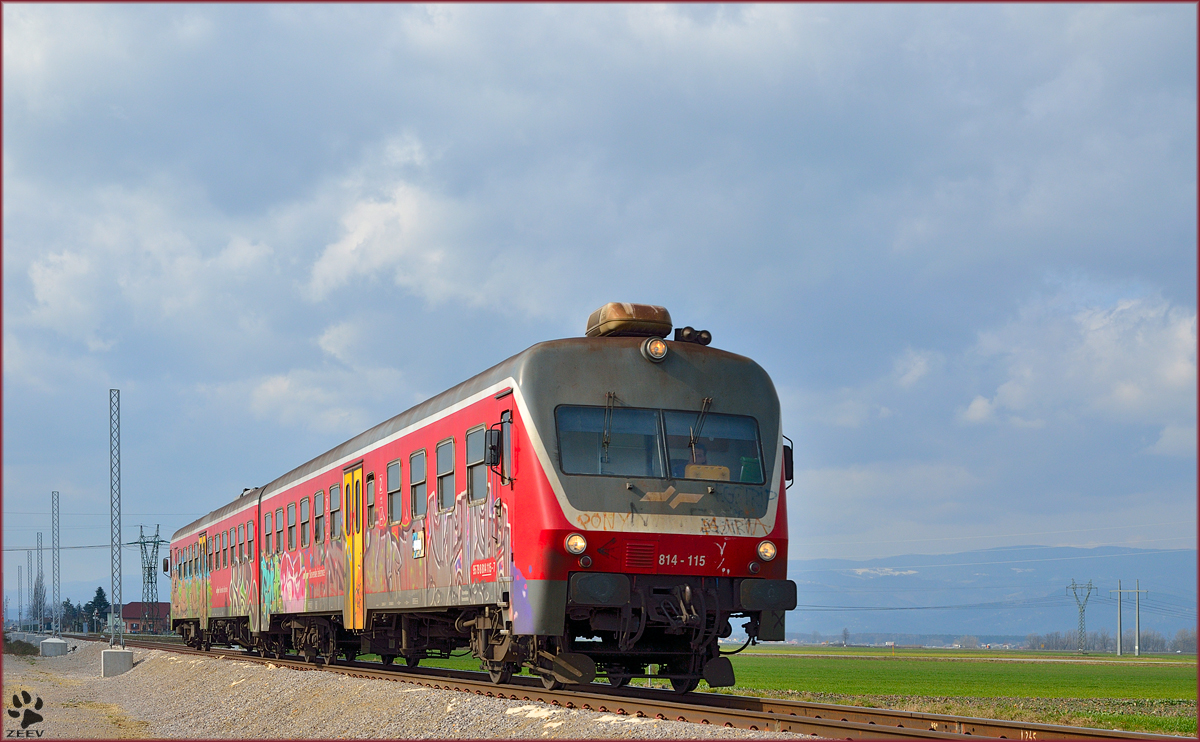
[436, 440, 455, 511]
[386, 461, 401, 523]
[556, 406, 665, 478]
[207, 539, 213, 573]
[662, 410, 764, 484]
[354, 478, 361, 535]
[501, 410, 513, 484]
[330, 484, 342, 539]
[275, 508, 284, 552]
[287, 503, 297, 550]
[300, 498, 310, 547]
[222, 532, 228, 568]
[365, 474, 375, 528]
[247, 521, 254, 562]
[238, 524, 246, 561]
[315, 491, 325, 543]
[411, 451, 427, 518]
[466, 427, 486, 503]
[264, 512, 273, 554]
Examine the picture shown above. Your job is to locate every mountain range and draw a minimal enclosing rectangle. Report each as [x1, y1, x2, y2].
[783, 545, 1196, 638]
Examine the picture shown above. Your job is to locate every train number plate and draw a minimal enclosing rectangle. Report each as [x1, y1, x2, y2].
[659, 554, 705, 567]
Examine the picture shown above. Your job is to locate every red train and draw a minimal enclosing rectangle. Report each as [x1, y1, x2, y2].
[169, 303, 796, 692]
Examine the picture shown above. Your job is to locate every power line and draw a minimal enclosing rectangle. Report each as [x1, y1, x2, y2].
[797, 523, 1194, 547]
[795, 595, 1072, 612]
[792, 548, 1192, 572]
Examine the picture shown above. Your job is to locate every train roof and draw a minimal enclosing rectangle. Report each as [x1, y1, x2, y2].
[172, 336, 764, 542]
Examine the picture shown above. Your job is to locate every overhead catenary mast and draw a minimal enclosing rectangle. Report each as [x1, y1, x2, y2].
[110, 389, 124, 647]
[52, 491, 61, 637]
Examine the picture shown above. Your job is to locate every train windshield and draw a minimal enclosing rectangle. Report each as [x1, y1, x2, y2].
[663, 411, 764, 484]
[556, 406, 665, 478]
[555, 406, 764, 484]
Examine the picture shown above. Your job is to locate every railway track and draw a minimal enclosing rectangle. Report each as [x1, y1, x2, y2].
[82, 636, 1180, 740]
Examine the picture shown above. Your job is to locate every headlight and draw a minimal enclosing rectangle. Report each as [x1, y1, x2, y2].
[565, 533, 588, 555]
[641, 336, 669, 363]
[757, 540, 777, 562]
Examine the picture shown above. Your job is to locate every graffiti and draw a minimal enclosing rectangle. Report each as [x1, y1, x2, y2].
[697, 517, 769, 537]
[280, 551, 306, 612]
[261, 553, 283, 620]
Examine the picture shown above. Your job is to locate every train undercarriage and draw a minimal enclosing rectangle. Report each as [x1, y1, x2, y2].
[176, 575, 791, 693]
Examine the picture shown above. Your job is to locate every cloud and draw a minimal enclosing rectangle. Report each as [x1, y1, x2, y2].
[961, 395, 994, 423]
[894, 348, 937, 388]
[1145, 425, 1197, 457]
[797, 462, 982, 510]
[966, 291, 1196, 430]
[306, 183, 457, 301]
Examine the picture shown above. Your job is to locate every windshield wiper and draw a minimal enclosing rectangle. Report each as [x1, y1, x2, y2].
[602, 391, 616, 463]
[688, 397, 713, 462]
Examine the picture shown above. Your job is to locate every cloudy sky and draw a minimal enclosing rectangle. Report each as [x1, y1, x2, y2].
[3, 4, 1195, 608]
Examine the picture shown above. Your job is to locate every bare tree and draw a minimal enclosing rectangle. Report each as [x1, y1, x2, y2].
[841, 627, 850, 646]
[29, 574, 46, 631]
[1170, 628, 1196, 654]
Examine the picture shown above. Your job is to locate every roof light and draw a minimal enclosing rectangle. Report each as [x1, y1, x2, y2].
[641, 337, 669, 363]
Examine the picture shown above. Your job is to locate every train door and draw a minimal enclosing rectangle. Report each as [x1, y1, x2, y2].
[343, 465, 365, 630]
[198, 531, 210, 631]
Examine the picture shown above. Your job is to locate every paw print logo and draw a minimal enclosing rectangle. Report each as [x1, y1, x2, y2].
[8, 690, 44, 729]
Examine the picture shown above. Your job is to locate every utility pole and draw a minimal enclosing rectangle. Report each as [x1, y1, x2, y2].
[52, 491, 61, 637]
[25, 551, 32, 631]
[17, 565, 22, 632]
[1066, 580, 1094, 654]
[110, 389, 124, 647]
[37, 532, 43, 632]
[1111, 581, 1149, 656]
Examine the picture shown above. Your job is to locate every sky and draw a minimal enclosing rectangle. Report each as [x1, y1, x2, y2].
[3, 4, 1196, 611]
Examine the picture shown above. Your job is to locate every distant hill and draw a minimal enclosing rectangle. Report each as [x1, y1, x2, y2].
[783, 545, 1196, 638]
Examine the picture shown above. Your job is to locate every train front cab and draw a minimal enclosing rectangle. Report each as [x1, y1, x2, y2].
[509, 332, 798, 692]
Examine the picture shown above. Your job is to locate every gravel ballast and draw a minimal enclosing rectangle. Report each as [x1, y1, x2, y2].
[3, 640, 806, 739]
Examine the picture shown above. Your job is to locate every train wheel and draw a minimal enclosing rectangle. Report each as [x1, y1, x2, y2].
[380, 654, 396, 668]
[607, 674, 630, 688]
[404, 656, 420, 668]
[487, 662, 513, 685]
[540, 673, 563, 691]
[670, 677, 700, 694]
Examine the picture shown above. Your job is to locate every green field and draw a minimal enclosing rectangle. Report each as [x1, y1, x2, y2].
[727, 651, 1196, 699]
[406, 647, 1197, 736]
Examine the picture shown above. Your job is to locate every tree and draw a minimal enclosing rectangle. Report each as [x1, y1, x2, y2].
[1170, 628, 1196, 654]
[30, 574, 46, 631]
[958, 635, 979, 649]
[841, 627, 850, 646]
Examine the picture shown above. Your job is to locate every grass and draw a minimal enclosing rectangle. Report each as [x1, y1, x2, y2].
[3, 638, 39, 656]
[720, 649, 1197, 736]
[381, 646, 1197, 736]
[725, 652, 1196, 699]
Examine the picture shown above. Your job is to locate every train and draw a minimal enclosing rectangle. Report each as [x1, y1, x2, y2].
[169, 302, 797, 692]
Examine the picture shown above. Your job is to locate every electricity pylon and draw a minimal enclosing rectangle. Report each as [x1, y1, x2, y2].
[1067, 579, 1095, 654]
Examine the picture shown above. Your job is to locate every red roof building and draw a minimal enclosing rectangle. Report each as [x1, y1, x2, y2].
[118, 602, 171, 633]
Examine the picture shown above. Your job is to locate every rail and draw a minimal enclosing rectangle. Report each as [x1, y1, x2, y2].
[74, 636, 1182, 741]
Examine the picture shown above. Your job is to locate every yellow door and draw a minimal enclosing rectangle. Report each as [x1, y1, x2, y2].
[198, 532, 209, 631]
[343, 466, 365, 630]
